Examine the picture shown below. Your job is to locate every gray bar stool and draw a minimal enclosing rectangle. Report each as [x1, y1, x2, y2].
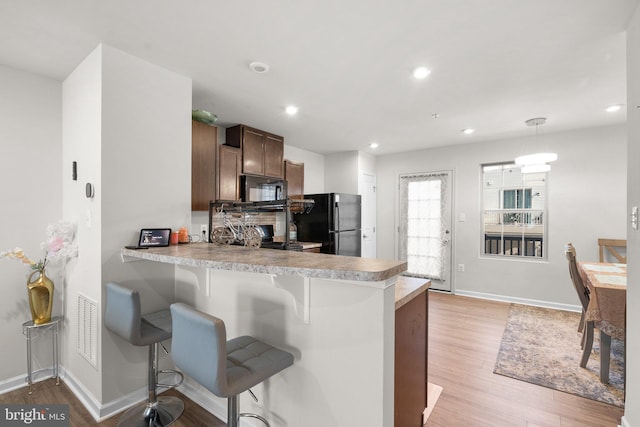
[170, 303, 294, 427]
[105, 282, 184, 427]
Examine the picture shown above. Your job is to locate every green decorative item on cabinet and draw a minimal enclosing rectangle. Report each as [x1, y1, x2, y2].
[27, 270, 54, 325]
[192, 109, 218, 125]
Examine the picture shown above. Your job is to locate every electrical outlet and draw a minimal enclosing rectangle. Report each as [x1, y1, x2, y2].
[457, 264, 465, 272]
[200, 224, 208, 242]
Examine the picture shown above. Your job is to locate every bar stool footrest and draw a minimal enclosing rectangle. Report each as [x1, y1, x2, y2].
[240, 412, 270, 427]
[156, 369, 184, 391]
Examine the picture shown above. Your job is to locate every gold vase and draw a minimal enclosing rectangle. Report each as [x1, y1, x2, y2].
[27, 270, 54, 325]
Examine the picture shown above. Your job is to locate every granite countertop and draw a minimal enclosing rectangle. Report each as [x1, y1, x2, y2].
[122, 243, 406, 282]
[395, 276, 431, 310]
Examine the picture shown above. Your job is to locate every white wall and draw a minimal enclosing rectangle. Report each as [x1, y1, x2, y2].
[63, 44, 192, 412]
[0, 65, 62, 384]
[377, 124, 627, 306]
[358, 151, 376, 177]
[324, 150, 377, 196]
[623, 4, 640, 426]
[61, 46, 103, 400]
[324, 151, 359, 194]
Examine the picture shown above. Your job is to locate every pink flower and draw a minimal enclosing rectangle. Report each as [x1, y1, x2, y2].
[2, 221, 77, 272]
[47, 236, 65, 254]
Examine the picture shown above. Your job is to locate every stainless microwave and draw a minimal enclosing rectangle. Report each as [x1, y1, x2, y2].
[241, 175, 287, 202]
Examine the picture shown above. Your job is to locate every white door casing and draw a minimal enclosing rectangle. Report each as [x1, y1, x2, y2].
[361, 173, 377, 258]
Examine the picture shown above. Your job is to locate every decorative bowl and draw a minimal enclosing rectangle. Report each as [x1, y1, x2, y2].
[192, 109, 218, 125]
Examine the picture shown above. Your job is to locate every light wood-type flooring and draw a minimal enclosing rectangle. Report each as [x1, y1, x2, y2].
[0, 292, 624, 426]
[426, 292, 623, 426]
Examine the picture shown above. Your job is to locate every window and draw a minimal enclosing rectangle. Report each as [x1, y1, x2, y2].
[503, 189, 531, 209]
[482, 163, 547, 258]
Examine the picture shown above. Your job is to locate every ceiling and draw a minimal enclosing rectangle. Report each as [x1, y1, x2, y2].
[1, 0, 637, 155]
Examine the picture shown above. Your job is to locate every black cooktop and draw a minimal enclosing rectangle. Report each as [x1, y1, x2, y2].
[260, 241, 303, 251]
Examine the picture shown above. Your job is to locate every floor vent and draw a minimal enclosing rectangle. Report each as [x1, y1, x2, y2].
[77, 293, 98, 368]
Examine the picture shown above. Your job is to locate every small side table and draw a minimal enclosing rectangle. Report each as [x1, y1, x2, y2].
[22, 316, 61, 394]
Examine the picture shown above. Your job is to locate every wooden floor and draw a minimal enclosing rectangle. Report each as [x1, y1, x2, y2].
[426, 292, 623, 426]
[0, 292, 624, 426]
[0, 381, 225, 426]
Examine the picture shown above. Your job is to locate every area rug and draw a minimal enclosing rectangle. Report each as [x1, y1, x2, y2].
[493, 304, 625, 407]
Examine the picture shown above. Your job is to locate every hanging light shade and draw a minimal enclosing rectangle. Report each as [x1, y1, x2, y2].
[521, 163, 551, 174]
[515, 152, 558, 166]
[516, 117, 557, 173]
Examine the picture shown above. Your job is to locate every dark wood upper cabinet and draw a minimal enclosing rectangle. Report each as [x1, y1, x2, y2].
[226, 124, 284, 178]
[285, 160, 304, 199]
[264, 134, 284, 178]
[191, 120, 217, 211]
[217, 144, 241, 201]
[242, 128, 266, 176]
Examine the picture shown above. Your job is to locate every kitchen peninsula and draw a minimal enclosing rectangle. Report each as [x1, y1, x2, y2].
[121, 243, 406, 427]
[122, 243, 408, 427]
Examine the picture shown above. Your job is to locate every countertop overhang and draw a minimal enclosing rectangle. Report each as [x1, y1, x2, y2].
[395, 276, 431, 310]
[122, 243, 407, 282]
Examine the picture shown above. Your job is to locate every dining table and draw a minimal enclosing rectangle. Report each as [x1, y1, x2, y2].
[577, 261, 626, 383]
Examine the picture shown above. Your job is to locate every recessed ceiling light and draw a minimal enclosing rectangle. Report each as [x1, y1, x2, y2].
[285, 105, 298, 115]
[605, 104, 623, 112]
[249, 61, 270, 73]
[432, 113, 440, 119]
[412, 66, 431, 79]
[369, 142, 379, 149]
[462, 128, 475, 135]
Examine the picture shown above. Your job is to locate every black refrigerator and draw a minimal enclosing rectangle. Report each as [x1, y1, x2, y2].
[295, 193, 361, 256]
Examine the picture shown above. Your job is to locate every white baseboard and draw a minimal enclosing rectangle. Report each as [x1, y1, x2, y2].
[620, 415, 630, 427]
[89, 373, 191, 422]
[0, 374, 29, 395]
[0, 366, 109, 422]
[0, 368, 259, 426]
[62, 368, 117, 422]
[453, 289, 582, 312]
[177, 378, 262, 427]
[0, 366, 70, 395]
[177, 380, 227, 422]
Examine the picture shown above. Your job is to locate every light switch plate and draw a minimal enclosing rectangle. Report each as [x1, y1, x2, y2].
[632, 206, 638, 230]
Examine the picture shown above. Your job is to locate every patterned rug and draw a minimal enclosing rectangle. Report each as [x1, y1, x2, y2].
[494, 304, 625, 407]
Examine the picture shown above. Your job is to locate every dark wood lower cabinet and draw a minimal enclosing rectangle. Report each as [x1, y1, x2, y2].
[395, 286, 428, 426]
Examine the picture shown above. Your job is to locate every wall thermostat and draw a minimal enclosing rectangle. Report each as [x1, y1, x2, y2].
[85, 183, 95, 199]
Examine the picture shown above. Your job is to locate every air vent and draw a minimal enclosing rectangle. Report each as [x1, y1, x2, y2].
[77, 294, 98, 368]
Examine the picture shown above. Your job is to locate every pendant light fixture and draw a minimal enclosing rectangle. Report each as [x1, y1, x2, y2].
[515, 117, 557, 173]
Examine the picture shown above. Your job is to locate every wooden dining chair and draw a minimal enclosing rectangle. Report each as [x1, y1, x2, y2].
[598, 238, 627, 263]
[564, 243, 597, 367]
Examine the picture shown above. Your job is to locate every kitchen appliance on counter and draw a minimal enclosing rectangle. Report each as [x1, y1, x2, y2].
[241, 175, 287, 202]
[252, 224, 303, 251]
[295, 193, 361, 256]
